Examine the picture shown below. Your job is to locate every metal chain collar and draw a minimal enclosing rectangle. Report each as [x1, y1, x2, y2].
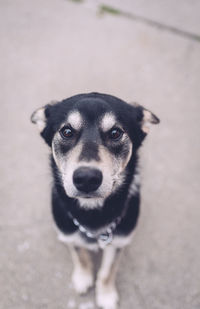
[67, 211, 122, 248]
[66, 176, 136, 248]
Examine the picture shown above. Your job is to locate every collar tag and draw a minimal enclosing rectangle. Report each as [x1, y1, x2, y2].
[98, 231, 113, 249]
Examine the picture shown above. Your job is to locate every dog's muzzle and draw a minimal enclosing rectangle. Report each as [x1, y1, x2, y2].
[73, 167, 103, 194]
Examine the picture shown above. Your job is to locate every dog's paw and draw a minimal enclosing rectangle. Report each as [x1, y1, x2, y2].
[96, 282, 119, 309]
[72, 267, 93, 295]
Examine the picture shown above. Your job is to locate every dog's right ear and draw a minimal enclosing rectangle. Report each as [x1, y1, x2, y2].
[31, 101, 58, 131]
[31, 101, 57, 146]
[31, 106, 48, 132]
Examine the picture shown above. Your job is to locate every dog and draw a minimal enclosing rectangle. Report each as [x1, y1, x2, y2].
[31, 92, 159, 309]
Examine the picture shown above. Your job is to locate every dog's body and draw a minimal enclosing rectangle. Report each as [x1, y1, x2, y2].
[31, 92, 159, 309]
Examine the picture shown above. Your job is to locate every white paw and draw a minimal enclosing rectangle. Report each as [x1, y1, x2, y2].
[72, 267, 93, 295]
[96, 283, 119, 309]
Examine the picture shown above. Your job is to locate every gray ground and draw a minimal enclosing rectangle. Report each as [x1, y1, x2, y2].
[0, 0, 200, 308]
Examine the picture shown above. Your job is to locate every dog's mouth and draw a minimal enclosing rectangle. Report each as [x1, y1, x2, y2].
[74, 191, 105, 209]
[74, 192, 102, 199]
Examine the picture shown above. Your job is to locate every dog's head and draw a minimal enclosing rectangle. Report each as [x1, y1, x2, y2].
[31, 93, 159, 207]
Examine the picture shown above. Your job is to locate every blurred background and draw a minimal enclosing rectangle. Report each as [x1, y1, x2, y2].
[0, 0, 200, 308]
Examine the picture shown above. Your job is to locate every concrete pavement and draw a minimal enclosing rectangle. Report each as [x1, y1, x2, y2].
[0, 0, 200, 308]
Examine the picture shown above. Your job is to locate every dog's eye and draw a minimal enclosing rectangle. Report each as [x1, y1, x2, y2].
[60, 126, 74, 139]
[108, 128, 123, 141]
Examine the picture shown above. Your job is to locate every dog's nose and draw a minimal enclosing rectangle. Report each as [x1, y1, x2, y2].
[73, 167, 102, 193]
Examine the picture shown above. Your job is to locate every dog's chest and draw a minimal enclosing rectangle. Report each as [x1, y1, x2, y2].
[56, 228, 133, 251]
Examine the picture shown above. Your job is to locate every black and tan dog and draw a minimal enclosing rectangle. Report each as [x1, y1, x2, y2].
[31, 92, 159, 309]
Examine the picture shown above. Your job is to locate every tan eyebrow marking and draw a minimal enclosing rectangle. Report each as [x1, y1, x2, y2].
[100, 113, 116, 132]
[67, 111, 83, 130]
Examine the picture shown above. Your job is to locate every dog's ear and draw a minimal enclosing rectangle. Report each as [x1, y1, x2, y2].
[132, 103, 160, 134]
[31, 101, 58, 146]
[141, 108, 160, 133]
[31, 101, 57, 131]
[31, 106, 47, 132]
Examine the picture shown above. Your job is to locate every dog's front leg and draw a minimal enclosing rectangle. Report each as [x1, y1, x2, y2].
[69, 246, 94, 294]
[96, 246, 122, 309]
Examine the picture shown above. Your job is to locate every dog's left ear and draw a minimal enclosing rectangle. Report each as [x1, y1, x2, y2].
[132, 103, 160, 134]
[141, 108, 160, 133]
